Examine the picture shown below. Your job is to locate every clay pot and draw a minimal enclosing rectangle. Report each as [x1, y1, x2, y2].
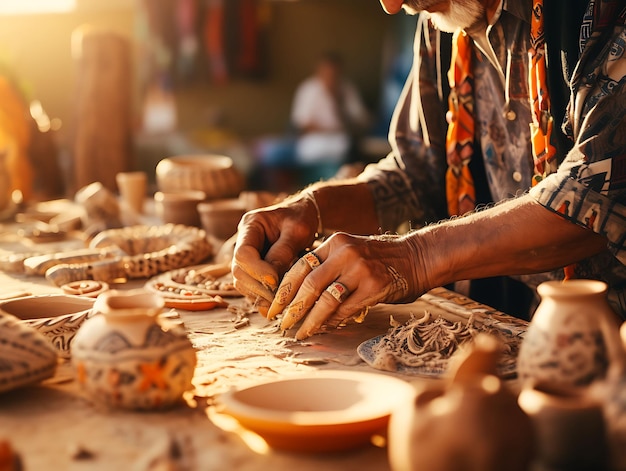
[388, 335, 534, 471]
[155, 154, 244, 199]
[71, 288, 197, 410]
[592, 322, 626, 471]
[197, 198, 246, 240]
[517, 280, 622, 390]
[115, 171, 147, 214]
[154, 190, 206, 227]
[0, 294, 95, 359]
[518, 383, 609, 470]
[0, 314, 58, 393]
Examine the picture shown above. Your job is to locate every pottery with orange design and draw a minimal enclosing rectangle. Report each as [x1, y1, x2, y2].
[70, 288, 197, 410]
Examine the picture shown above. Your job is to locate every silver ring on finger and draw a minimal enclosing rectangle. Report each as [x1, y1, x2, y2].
[325, 281, 350, 303]
[302, 251, 321, 270]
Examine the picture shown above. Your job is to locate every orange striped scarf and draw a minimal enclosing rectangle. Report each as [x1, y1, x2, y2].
[445, 0, 555, 217]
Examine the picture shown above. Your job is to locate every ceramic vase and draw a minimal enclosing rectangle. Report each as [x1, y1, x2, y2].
[593, 322, 626, 471]
[518, 383, 609, 470]
[0, 314, 58, 393]
[388, 335, 534, 471]
[71, 288, 197, 410]
[517, 280, 622, 390]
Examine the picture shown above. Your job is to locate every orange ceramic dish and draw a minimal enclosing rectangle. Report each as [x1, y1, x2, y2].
[218, 370, 416, 453]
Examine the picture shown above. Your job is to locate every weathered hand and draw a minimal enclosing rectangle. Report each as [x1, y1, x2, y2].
[231, 193, 320, 316]
[269, 232, 427, 340]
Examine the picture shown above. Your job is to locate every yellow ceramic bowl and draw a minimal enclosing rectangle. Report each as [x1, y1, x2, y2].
[219, 370, 415, 453]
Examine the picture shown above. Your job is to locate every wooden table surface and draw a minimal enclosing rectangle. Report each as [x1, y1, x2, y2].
[0, 213, 527, 471]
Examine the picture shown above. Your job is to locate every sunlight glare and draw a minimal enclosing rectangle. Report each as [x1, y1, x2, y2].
[0, 0, 76, 15]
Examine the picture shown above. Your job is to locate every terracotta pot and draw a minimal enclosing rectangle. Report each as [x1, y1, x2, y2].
[197, 198, 246, 241]
[519, 383, 609, 470]
[388, 335, 534, 471]
[71, 288, 197, 410]
[0, 294, 95, 359]
[0, 313, 58, 393]
[594, 322, 626, 471]
[154, 190, 206, 227]
[155, 154, 244, 199]
[517, 280, 622, 390]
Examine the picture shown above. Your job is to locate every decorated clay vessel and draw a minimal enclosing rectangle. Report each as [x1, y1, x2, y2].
[71, 288, 197, 410]
[517, 280, 622, 390]
[0, 314, 58, 393]
[0, 294, 95, 359]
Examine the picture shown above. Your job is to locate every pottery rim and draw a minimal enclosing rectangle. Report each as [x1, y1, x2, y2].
[537, 280, 608, 299]
[93, 289, 164, 321]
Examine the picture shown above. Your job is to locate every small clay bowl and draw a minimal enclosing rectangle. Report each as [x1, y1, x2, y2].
[218, 370, 415, 452]
[197, 198, 246, 240]
[0, 294, 95, 359]
[154, 190, 206, 227]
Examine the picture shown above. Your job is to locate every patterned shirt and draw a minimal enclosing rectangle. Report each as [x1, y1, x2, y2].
[357, 0, 626, 315]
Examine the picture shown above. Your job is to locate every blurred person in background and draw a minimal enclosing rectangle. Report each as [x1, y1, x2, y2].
[290, 51, 371, 182]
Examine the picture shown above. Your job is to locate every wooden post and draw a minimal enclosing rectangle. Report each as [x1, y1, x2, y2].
[72, 26, 132, 193]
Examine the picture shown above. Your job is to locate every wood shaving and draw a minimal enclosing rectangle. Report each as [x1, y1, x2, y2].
[371, 312, 520, 375]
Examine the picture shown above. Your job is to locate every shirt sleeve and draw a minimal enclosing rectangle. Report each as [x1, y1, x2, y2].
[529, 20, 626, 264]
[291, 81, 314, 128]
[356, 15, 449, 232]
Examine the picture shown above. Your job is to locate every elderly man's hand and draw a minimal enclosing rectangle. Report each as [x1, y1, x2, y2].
[268, 232, 426, 340]
[231, 193, 320, 316]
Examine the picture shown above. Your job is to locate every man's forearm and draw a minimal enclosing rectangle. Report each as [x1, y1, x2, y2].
[407, 194, 608, 291]
[307, 179, 380, 235]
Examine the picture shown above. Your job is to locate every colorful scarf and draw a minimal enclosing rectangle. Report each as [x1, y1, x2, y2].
[445, 0, 553, 216]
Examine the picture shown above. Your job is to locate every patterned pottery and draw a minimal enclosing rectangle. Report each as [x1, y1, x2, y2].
[0, 294, 95, 359]
[71, 288, 197, 410]
[0, 314, 58, 393]
[517, 280, 622, 390]
[155, 154, 244, 199]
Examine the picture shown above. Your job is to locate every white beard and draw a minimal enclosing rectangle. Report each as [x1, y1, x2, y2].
[421, 1, 485, 33]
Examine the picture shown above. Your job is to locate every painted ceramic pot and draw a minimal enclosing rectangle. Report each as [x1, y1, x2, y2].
[0, 313, 58, 393]
[517, 280, 622, 390]
[388, 335, 534, 471]
[71, 288, 197, 410]
[0, 294, 95, 359]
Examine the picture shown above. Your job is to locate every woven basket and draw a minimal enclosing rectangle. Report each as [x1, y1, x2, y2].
[155, 154, 245, 199]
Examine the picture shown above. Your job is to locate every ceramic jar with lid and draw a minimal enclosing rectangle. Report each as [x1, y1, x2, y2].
[71, 288, 197, 410]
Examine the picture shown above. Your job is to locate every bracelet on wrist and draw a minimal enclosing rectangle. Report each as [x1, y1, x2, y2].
[303, 190, 323, 238]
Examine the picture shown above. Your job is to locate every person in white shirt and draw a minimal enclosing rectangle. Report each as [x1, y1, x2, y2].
[290, 52, 370, 172]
